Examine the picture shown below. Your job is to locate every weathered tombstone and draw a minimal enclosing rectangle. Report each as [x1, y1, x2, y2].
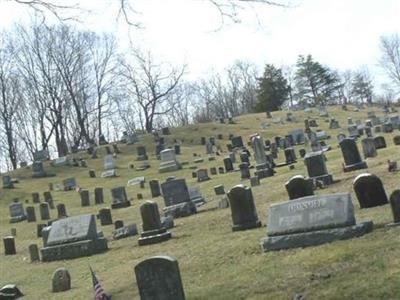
[41, 214, 108, 261]
[138, 201, 171, 246]
[374, 136, 387, 149]
[29, 244, 40, 262]
[304, 151, 333, 185]
[388, 190, 400, 226]
[260, 193, 373, 251]
[110, 186, 131, 209]
[159, 149, 182, 173]
[52, 268, 71, 293]
[3, 236, 16, 255]
[339, 138, 368, 172]
[299, 149, 306, 158]
[205, 142, 213, 154]
[89, 170, 96, 178]
[104, 154, 116, 170]
[227, 185, 261, 231]
[239, 163, 250, 179]
[63, 177, 77, 191]
[361, 138, 377, 158]
[26, 206, 36, 222]
[99, 208, 113, 225]
[137, 146, 149, 161]
[394, 135, 400, 145]
[80, 190, 90, 207]
[94, 187, 104, 204]
[231, 136, 244, 149]
[214, 184, 225, 195]
[284, 147, 297, 164]
[32, 161, 46, 178]
[251, 135, 273, 179]
[223, 157, 234, 172]
[134, 256, 185, 300]
[43, 191, 54, 209]
[33, 149, 49, 161]
[382, 122, 393, 133]
[112, 223, 138, 240]
[285, 175, 314, 200]
[115, 220, 124, 229]
[374, 125, 382, 133]
[174, 144, 181, 155]
[56, 203, 67, 218]
[39, 202, 50, 220]
[9, 202, 26, 223]
[2, 175, 14, 189]
[353, 173, 388, 208]
[218, 166, 225, 174]
[161, 178, 196, 218]
[149, 180, 161, 198]
[189, 187, 206, 206]
[196, 169, 210, 182]
[32, 192, 40, 203]
[329, 118, 340, 129]
[37, 224, 46, 238]
[210, 167, 217, 175]
[250, 176, 260, 187]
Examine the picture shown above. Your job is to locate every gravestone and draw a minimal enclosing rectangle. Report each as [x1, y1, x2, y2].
[261, 193, 373, 251]
[2, 176, 14, 189]
[285, 175, 314, 200]
[32, 161, 46, 178]
[304, 151, 333, 185]
[288, 129, 305, 145]
[197, 169, 210, 182]
[79, 190, 90, 207]
[284, 147, 297, 164]
[89, 170, 96, 178]
[52, 268, 71, 293]
[388, 190, 400, 226]
[223, 157, 234, 172]
[394, 135, 400, 145]
[348, 125, 358, 138]
[149, 180, 161, 198]
[32, 192, 40, 203]
[353, 173, 388, 208]
[104, 154, 116, 170]
[227, 185, 261, 231]
[134, 256, 185, 300]
[361, 138, 377, 158]
[205, 142, 213, 154]
[138, 201, 171, 246]
[329, 118, 340, 129]
[174, 144, 181, 155]
[239, 163, 250, 179]
[210, 167, 217, 175]
[159, 149, 182, 173]
[63, 178, 77, 191]
[239, 152, 249, 164]
[111, 187, 131, 209]
[231, 136, 244, 149]
[43, 191, 54, 209]
[94, 187, 104, 204]
[337, 133, 346, 143]
[112, 224, 138, 240]
[189, 187, 206, 206]
[251, 135, 273, 179]
[137, 146, 148, 161]
[99, 208, 113, 225]
[339, 138, 368, 172]
[214, 184, 225, 195]
[40, 214, 108, 261]
[161, 178, 196, 218]
[33, 149, 49, 161]
[250, 176, 260, 187]
[3, 236, 16, 255]
[52, 156, 68, 167]
[29, 244, 40, 262]
[26, 206, 36, 222]
[374, 136, 386, 149]
[9, 202, 26, 223]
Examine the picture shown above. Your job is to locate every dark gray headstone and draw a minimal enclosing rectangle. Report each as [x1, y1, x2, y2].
[353, 173, 388, 208]
[285, 175, 314, 200]
[339, 138, 367, 172]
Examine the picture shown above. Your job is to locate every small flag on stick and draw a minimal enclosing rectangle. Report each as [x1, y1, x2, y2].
[90, 265, 111, 300]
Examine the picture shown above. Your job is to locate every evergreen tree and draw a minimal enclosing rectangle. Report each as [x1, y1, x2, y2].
[351, 71, 374, 104]
[256, 64, 289, 112]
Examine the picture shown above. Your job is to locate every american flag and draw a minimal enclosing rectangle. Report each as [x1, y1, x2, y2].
[90, 266, 111, 300]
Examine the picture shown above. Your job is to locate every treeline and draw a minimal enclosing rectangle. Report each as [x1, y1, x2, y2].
[0, 23, 399, 170]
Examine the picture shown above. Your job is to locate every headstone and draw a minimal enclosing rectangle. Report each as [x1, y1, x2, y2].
[161, 178, 196, 218]
[353, 173, 388, 208]
[134, 256, 185, 300]
[210, 167, 217, 175]
[110, 187, 131, 209]
[162, 127, 171, 135]
[89, 170, 96, 178]
[63, 177, 77, 191]
[388, 190, 400, 225]
[149, 180, 161, 198]
[260, 193, 373, 251]
[37, 224, 46, 238]
[115, 220, 124, 229]
[227, 185, 261, 231]
[205, 142, 213, 154]
[52, 156, 68, 167]
[104, 154, 116, 170]
[284, 147, 297, 164]
[26, 206, 36, 222]
[361, 138, 377, 158]
[329, 118, 340, 129]
[80, 190, 90, 207]
[159, 149, 181, 173]
[251, 135, 273, 179]
[239, 163, 250, 179]
[189, 187, 206, 206]
[3, 236, 16, 255]
[174, 144, 181, 155]
[32, 192, 40, 203]
[32, 161, 46, 178]
[9, 202, 26, 223]
[99, 208, 113, 225]
[214, 184, 225, 195]
[374, 136, 387, 149]
[223, 157, 234, 172]
[394, 135, 400, 145]
[304, 151, 333, 185]
[285, 175, 314, 200]
[288, 129, 305, 145]
[138, 201, 171, 246]
[137, 146, 149, 161]
[339, 138, 368, 172]
[56, 203, 67, 218]
[33, 149, 49, 161]
[43, 191, 54, 209]
[29, 244, 40, 262]
[40, 214, 108, 261]
[250, 176, 260, 187]
[112, 224, 138, 240]
[52, 268, 71, 293]
[2, 175, 14, 189]
[231, 136, 244, 149]
[94, 187, 104, 204]
[197, 169, 210, 182]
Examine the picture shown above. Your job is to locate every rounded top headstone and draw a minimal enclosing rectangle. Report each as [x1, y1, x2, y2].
[52, 268, 71, 293]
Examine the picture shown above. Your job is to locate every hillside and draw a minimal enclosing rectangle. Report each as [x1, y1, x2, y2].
[0, 105, 399, 300]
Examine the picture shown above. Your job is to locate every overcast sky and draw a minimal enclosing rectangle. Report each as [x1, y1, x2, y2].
[1, 0, 400, 86]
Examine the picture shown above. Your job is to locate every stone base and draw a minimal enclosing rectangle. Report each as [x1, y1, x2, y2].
[138, 228, 171, 246]
[158, 161, 181, 173]
[255, 164, 274, 179]
[261, 221, 373, 251]
[232, 220, 262, 232]
[309, 174, 333, 186]
[9, 215, 27, 223]
[343, 161, 368, 172]
[163, 202, 197, 218]
[136, 155, 148, 161]
[386, 222, 400, 227]
[191, 196, 206, 206]
[111, 201, 131, 209]
[41, 238, 108, 262]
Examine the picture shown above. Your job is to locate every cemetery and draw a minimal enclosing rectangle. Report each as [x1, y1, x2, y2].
[0, 105, 399, 299]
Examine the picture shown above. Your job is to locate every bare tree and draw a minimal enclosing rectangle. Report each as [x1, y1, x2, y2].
[380, 33, 400, 92]
[120, 50, 186, 132]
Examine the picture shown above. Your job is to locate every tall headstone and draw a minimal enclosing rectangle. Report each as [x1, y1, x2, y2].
[56, 203, 67, 218]
[353, 173, 388, 208]
[32, 161, 46, 178]
[149, 180, 161, 198]
[39, 202, 50, 220]
[223, 157, 234, 172]
[374, 136, 387, 149]
[94, 187, 104, 204]
[137, 146, 148, 161]
[304, 151, 333, 185]
[26, 206, 36, 222]
[361, 138, 377, 158]
[134, 256, 185, 300]
[3, 236, 16, 255]
[29, 244, 40, 262]
[111, 187, 131, 209]
[104, 154, 116, 170]
[80, 190, 90, 207]
[138, 201, 171, 246]
[161, 178, 196, 218]
[227, 185, 261, 231]
[389, 190, 400, 225]
[339, 138, 368, 172]
[251, 135, 273, 179]
[99, 208, 113, 226]
[239, 163, 250, 179]
[158, 149, 181, 173]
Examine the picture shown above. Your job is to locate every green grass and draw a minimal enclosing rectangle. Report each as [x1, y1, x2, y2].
[0, 106, 399, 299]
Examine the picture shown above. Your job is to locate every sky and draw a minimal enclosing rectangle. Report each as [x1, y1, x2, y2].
[0, 0, 400, 87]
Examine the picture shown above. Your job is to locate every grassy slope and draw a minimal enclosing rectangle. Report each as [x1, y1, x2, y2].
[0, 106, 399, 300]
